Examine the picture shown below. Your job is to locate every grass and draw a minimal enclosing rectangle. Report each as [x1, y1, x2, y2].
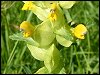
[1, 1, 99, 74]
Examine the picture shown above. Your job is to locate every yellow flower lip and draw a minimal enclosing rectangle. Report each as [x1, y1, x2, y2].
[48, 3, 57, 21]
[48, 12, 57, 21]
[20, 21, 34, 38]
[72, 24, 87, 39]
[50, 3, 57, 10]
[23, 32, 31, 38]
[22, 1, 34, 10]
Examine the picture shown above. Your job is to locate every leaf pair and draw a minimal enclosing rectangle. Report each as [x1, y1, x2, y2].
[9, 33, 39, 47]
[44, 44, 63, 73]
[55, 27, 73, 47]
[32, 44, 63, 74]
[33, 19, 55, 48]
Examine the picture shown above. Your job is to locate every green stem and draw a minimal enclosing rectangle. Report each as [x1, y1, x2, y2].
[3, 40, 19, 74]
[26, 11, 33, 22]
[91, 63, 99, 74]
[87, 31, 91, 63]
[69, 46, 73, 73]
[74, 45, 82, 71]
[72, 51, 96, 55]
[4, 10, 10, 56]
[18, 63, 23, 74]
[80, 46, 92, 73]
[63, 9, 72, 23]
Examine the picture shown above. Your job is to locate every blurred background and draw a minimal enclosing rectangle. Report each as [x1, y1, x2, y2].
[1, 1, 99, 74]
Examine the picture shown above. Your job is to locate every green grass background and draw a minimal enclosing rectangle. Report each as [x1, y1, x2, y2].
[1, 1, 99, 74]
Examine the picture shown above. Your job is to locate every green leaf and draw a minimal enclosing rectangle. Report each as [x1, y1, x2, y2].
[31, 4, 49, 21]
[55, 27, 73, 41]
[56, 35, 72, 47]
[9, 32, 25, 41]
[33, 1, 58, 9]
[35, 66, 49, 74]
[23, 66, 32, 74]
[9, 33, 39, 46]
[44, 44, 63, 73]
[59, 68, 66, 74]
[33, 19, 55, 48]
[27, 44, 46, 61]
[55, 27, 73, 47]
[25, 37, 39, 47]
[59, 1, 76, 9]
[51, 59, 63, 74]
[51, 5, 66, 30]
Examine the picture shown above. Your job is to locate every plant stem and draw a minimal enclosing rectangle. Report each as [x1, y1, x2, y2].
[74, 45, 82, 72]
[91, 63, 99, 74]
[3, 40, 18, 74]
[26, 11, 33, 22]
[87, 31, 91, 63]
[69, 46, 73, 73]
[63, 9, 72, 23]
[80, 46, 92, 73]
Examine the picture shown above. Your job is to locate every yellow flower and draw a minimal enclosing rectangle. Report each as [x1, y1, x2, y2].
[22, 1, 34, 10]
[48, 3, 57, 21]
[48, 12, 57, 21]
[72, 24, 87, 39]
[51, 3, 57, 10]
[20, 21, 34, 37]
